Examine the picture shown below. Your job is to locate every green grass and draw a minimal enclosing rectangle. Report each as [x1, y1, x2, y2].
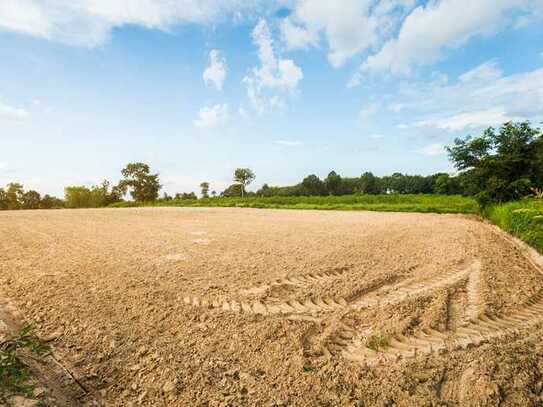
[0, 326, 49, 400]
[110, 194, 479, 214]
[485, 199, 543, 254]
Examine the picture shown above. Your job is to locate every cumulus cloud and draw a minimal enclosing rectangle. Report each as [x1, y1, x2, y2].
[0, 0, 269, 46]
[203, 49, 226, 91]
[280, 17, 319, 50]
[0, 101, 29, 121]
[415, 143, 446, 156]
[243, 19, 303, 114]
[360, 0, 542, 76]
[193, 103, 229, 128]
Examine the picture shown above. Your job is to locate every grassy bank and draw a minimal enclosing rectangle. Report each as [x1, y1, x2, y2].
[485, 199, 543, 254]
[110, 194, 479, 214]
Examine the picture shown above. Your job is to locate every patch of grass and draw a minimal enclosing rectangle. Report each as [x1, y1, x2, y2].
[110, 194, 479, 215]
[0, 326, 49, 399]
[485, 199, 543, 254]
[302, 362, 314, 372]
[366, 332, 391, 352]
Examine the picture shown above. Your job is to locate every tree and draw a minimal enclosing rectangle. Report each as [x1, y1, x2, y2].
[301, 174, 325, 196]
[447, 121, 542, 205]
[6, 183, 24, 210]
[200, 182, 210, 198]
[324, 171, 342, 195]
[221, 184, 244, 197]
[40, 195, 64, 209]
[21, 190, 41, 209]
[359, 172, 380, 194]
[117, 163, 161, 202]
[233, 168, 255, 198]
[211, 190, 217, 197]
[0, 188, 7, 210]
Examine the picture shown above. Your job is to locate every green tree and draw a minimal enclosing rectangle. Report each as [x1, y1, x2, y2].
[301, 174, 325, 196]
[0, 188, 7, 210]
[39, 195, 64, 209]
[200, 182, 210, 198]
[359, 172, 380, 194]
[233, 168, 255, 198]
[118, 163, 161, 202]
[21, 190, 41, 209]
[221, 184, 243, 197]
[324, 171, 342, 195]
[6, 183, 24, 210]
[447, 121, 542, 205]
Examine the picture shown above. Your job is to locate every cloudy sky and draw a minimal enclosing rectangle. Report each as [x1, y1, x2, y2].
[0, 0, 542, 196]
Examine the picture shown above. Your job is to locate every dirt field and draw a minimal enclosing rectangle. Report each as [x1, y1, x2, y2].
[1, 207, 543, 406]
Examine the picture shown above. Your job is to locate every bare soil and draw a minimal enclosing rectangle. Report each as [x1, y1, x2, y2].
[1, 207, 543, 406]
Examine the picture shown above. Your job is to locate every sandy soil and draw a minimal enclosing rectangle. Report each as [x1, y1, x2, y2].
[1, 207, 543, 406]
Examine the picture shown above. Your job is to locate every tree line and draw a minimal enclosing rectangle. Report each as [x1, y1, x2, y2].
[1, 121, 541, 210]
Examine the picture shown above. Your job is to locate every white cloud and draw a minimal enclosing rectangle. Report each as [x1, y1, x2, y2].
[274, 139, 302, 146]
[361, 0, 542, 76]
[280, 17, 319, 50]
[0, 0, 271, 47]
[409, 107, 519, 131]
[284, 1, 378, 68]
[0, 101, 29, 121]
[386, 61, 543, 132]
[459, 60, 503, 83]
[193, 103, 229, 128]
[369, 133, 384, 139]
[416, 143, 446, 156]
[203, 49, 226, 91]
[243, 19, 303, 114]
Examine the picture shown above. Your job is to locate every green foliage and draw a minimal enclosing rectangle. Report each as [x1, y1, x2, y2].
[233, 168, 255, 197]
[118, 162, 161, 202]
[486, 200, 543, 253]
[6, 183, 24, 210]
[448, 121, 542, 206]
[0, 184, 64, 211]
[200, 182, 210, 198]
[20, 190, 41, 209]
[0, 326, 49, 399]
[221, 183, 244, 198]
[64, 180, 120, 209]
[174, 192, 197, 200]
[109, 194, 478, 214]
[366, 332, 391, 352]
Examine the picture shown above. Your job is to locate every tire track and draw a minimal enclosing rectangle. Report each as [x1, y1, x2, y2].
[239, 266, 350, 296]
[342, 290, 543, 367]
[182, 295, 349, 315]
[351, 261, 481, 310]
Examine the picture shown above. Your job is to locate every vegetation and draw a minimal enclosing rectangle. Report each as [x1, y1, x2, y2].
[110, 194, 478, 214]
[117, 162, 161, 202]
[64, 180, 122, 208]
[366, 332, 391, 352]
[448, 121, 542, 206]
[485, 198, 543, 253]
[233, 168, 256, 198]
[0, 326, 49, 400]
[0, 183, 63, 210]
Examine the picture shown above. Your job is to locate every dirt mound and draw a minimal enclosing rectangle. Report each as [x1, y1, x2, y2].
[1, 207, 543, 406]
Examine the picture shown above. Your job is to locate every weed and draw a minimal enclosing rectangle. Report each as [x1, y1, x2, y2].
[0, 326, 49, 399]
[366, 332, 391, 352]
[303, 362, 314, 372]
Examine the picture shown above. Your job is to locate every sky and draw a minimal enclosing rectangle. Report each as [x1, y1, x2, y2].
[0, 0, 542, 197]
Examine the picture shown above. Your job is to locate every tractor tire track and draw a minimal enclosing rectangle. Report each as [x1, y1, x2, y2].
[239, 266, 351, 296]
[342, 290, 543, 367]
[351, 261, 481, 310]
[182, 294, 349, 315]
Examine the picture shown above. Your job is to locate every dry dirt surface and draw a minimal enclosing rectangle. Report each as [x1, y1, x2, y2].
[1, 207, 543, 406]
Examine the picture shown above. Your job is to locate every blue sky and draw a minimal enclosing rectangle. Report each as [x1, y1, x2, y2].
[0, 0, 542, 197]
